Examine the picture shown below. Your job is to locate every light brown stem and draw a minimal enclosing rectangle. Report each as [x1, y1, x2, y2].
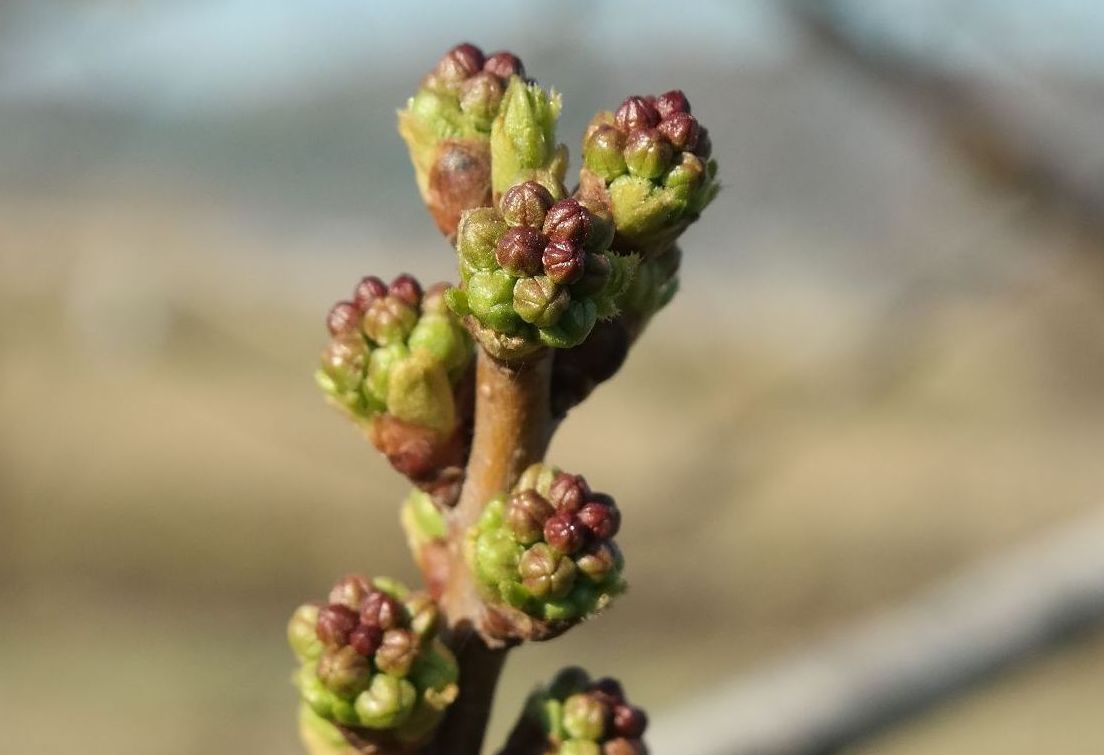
[426, 347, 554, 755]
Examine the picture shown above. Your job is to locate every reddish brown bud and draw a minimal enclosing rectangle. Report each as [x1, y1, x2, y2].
[349, 623, 384, 657]
[388, 274, 423, 307]
[506, 489, 556, 545]
[624, 128, 674, 180]
[543, 240, 586, 285]
[483, 51, 524, 80]
[353, 276, 388, 311]
[435, 43, 484, 83]
[544, 512, 588, 554]
[612, 704, 648, 739]
[578, 499, 621, 540]
[316, 604, 359, 647]
[326, 301, 361, 337]
[328, 574, 373, 610]
[590, 677, 626, 708]
[542, 198, 592, 245]
[615, 96, 660, 133]
[657, 112, 700, 152]
[360, 590, 404, 631]
[500, 180, 555, 228]
[375, 628, 418, 677]
[655, 89, 691, 119]
[496, 226, 546, 276]
[548, 472, 590, 513]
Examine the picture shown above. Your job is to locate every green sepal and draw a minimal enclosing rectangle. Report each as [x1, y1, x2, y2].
[386, 352, 457, 434]
[365, 343, 410, 408]
[537, 299, 598, 349]
[354, 674, 418, 729]
[490, 77, 566, 197]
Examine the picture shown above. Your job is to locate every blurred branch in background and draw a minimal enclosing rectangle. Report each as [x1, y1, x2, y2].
[650, 505, 1104, 755]
[787, 0, 1104, 257]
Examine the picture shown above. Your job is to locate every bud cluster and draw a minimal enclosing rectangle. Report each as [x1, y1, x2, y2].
[288, 576, 458, 746]
[398, 43, 530, 236]
[316, 275, 473, 488]
[504, 667, 649, 755]
[468, 464, 625, 624]
[579, 91, 718, 256]
[446, 181, 636, 359]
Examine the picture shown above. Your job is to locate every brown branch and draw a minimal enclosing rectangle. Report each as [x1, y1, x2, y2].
[424, 347, 555, 755]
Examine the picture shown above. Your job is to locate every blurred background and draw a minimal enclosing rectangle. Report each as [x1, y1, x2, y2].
[3, 1, 1104, 753]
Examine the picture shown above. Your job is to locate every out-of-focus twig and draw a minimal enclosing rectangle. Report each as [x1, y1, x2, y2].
[648, 506, 1104, 755]
[787, 1, 1104, 251]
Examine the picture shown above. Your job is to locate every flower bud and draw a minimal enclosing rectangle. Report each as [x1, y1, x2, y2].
[317, 646, 372, 697]
[624, 129, 674, 180]
[548, 472, 590, 513]
[500, 180, 555, 228]
[328, 575, 373, 610]
[577, 498, 621, 540]
[388, 274, 423, 308]
[362, 296, 418, 346]
[354, 674, 417, 729]
[404, 593, 440, 639]
[656, 112, 700, 151]
[349, 624, 383, 658]
[360, 590, 404, 631]
[583, 124, 628, 182]
[603, 738, 646, 755]
[316, 604, 359, 648]
[589, 677, 624, 708]
[431, 43, 484, 89]
[457, 207, 508, 271]
[386, 352, 456, 433]
[614, 96, 660, 132]
[375, 628, 418, 677]
[507, 489, 556, 545]
[320, 335, 369, 395]
[520, 542, 577, 599]
[612, 705, 648, 739]
[549, 667, 592, 699]
[511, 275, 569, 329]
[459, 71, 505, 131]
[491, 77, 565, 197]
[288, 604, 323, 662]
[496, 226, 546, 276]
[563, 741, 603, 755]
[654, 89, 690, 119]
[564, 693, 610, 741]
[466, 269, 523, 333]
[326, 301, 361, 337]
[484, 51, 525, 80]
[543, 240, 586, 285]
[544, 512, 588, 554]
[571, 253, 611, 298]
[576, 542, 619, 583]
[543, 198, 591, 245]
[353, 276, 388, 311]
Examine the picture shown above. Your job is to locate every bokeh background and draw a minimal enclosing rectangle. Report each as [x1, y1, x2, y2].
[3, 1, 1104, 753]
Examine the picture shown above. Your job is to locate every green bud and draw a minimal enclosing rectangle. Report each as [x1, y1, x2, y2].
[406, 313, 471, 380]
[457, 207, 508, 271]
[362, 296, 418, 346]
[355, 674, 417, 729]
[319, 336, 369, 395]
[520, 542, 577, 599]
[576, 542, 620, 584]
[514, 276, 570, 328]
[386, 352, 456, 434]
[364, 342, 410, 408]
[288, 604, 323, 663]
[517, 462, 559, 498]
[549, 667, 591, 700]
[298, 702, 354, 754]
[317, 646, 373, 697]
[375, 628, 418, 677]
[537, 299, 598, 349]
[583, 124, 628, 182]
[663, 151, 705, 190]
[467, 269, 524, 333]
[563, 693, 609, 741]
[301, 668, 338, 720]
[491, 77, 566, 197]
[476, 528, 523, 586]
[404, 593, 440, 640]
[624, 129, 674, 180]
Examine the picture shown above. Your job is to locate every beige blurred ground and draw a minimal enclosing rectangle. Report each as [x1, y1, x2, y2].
[3, 173, 1104, 753]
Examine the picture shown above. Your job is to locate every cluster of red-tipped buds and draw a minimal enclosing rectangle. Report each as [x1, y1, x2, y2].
[468, 464, 624, 636]
[579, 91, 717, 257]
[398, 43, 530, 237]
[448, 181, 635, 360]
[288, 576, 458, 749]
[317, 274, 473, 502]
[499, 667, 648, 755]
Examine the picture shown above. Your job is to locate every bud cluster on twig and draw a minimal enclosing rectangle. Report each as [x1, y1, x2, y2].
[316, 275, 474, 502]
[288, 576, 459, 752]
[499, 667, 649, 755]
[467, 464, 625, 636]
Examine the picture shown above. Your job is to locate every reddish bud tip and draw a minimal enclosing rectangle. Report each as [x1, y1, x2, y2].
[544, 512, 588, 554]
[389, 274, 423, 307]
[543, 240, 586, 285]
[500, 180, 555, 228]
[483, 51, 525, 80]
[326, 301, 361, 337]
[657, 112, 700, 152]
[542, 198, 592, 245]
[615, 96, 660, 133]
[612, 704, 648, 739]
[496, 226, 546, 277]
[359, 590, 404, 631]
[436, 43, 484, 82]
[316, 604, 359, 647]
[353, 275, 388, 311]
[578, 500, 621, 540]
[506, 489, 556, 545]
[655, 89, 691, 119]
[349, 623, 383, 657]
[590, 677, 626, 707]
[328, 574, 373, 610]
[548, 472, 590, 513]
